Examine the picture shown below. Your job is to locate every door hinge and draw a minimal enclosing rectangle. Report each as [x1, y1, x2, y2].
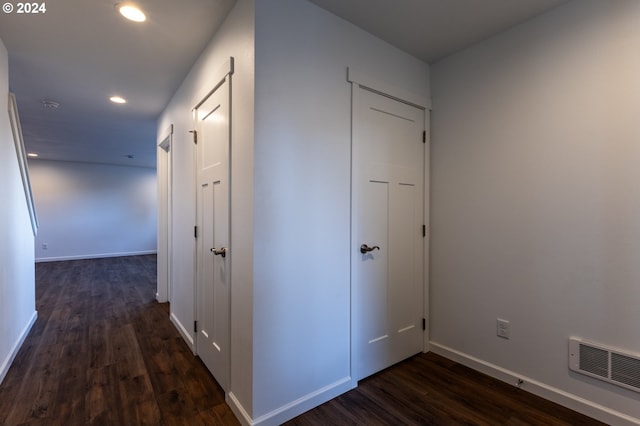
[189, 130, 198, 144]
[422, 130, 426, 143]
[194, 321, 198, 333]
[422, 225, 426, 238]
[422, 318, 426, 331]
[194, 226, 198, 238]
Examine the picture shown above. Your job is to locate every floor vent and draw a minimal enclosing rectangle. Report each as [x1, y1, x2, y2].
[569, 337, 640, 393]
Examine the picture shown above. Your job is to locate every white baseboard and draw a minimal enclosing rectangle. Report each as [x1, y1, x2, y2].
[227, 392, 253, 426]
[228, 376, 355, 426]
[35, 250, 157, 263]
[430, 342, 640, 426]
[170, 312, 195, 353]
[0, 310, 38, 385]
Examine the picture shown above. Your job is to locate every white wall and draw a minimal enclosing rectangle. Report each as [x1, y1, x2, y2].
[0, 38, 37, 384]
[156, 0, 255, 417]
[431, 0, 640, 423]
[29, 160, 157, 262]
[253, 0, 429, 422]
[159, 0, 429, 423]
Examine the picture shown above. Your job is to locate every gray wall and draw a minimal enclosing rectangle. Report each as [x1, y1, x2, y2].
[29, 160, 157, 262]
[431, 0, 640, 421]
[157, 0, 430, 423]
[253, 0, 429, 421]
[0, 38, 36, 384]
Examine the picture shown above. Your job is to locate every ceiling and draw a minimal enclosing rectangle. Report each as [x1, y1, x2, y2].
[0, 0, 236, 168]
[309, 0, 569, 63]
[0, 0, 568, 169]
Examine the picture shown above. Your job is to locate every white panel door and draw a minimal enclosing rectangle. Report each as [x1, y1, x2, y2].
[195, 78, 230, 392]
[353, 86, 425, 381]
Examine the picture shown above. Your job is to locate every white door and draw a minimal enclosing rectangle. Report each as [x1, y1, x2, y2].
[352, 86, 425, 381]
[195, 77, 230, 392]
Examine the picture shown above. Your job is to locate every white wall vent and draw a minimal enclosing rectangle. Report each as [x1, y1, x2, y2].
[569, 337, 640, 393]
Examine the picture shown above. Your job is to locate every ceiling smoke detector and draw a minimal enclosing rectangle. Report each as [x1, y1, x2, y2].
[42, 99, 60, 109]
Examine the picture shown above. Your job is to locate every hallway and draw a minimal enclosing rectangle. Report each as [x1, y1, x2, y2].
[0, 256, 237, 425]
[0, 255, 603, 425]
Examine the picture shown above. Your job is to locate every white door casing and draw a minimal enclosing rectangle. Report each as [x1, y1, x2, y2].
[352, 83, 426, 381]
[195, 74, 231, 392]
[157, 124, 173, 303]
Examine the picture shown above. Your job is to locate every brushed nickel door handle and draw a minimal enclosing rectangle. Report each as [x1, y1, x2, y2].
[210, 247, 227, 258]
[360, 244, 380, 254]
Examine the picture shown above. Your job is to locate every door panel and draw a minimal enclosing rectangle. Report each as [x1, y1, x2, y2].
[196, 78, 230, 392]
[360, 180, 389, 346]
[353, 86, 425, 381]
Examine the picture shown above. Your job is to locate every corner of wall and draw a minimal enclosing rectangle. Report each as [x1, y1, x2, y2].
[0, 36, 37, 386]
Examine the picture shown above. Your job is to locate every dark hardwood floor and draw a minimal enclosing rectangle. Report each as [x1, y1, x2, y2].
[0, 255, 605, 425]
[0, 255, 237, 426]
[289, 354, 606, 426]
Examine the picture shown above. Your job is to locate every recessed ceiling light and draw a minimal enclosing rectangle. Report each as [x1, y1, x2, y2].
[118, 3, 146, 22]
[27, 153, 39, 158]
[110, 96, 127, 104]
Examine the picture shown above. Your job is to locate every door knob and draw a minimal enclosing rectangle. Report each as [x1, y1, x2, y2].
[210, 247, 227, 258]
[360, 244, 380, 254]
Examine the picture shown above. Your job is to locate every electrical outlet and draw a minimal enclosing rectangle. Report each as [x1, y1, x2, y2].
[497, 318, 510, 339]
[42, 243, 48, 250]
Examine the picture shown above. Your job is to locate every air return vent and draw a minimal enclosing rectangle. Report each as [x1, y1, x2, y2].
[569, 337, 640, 393]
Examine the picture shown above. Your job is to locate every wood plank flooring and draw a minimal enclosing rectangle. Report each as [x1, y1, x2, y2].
[0, 255, 237, 426]
[288, 353, 606, 426]
[0, 255, 606, 425]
